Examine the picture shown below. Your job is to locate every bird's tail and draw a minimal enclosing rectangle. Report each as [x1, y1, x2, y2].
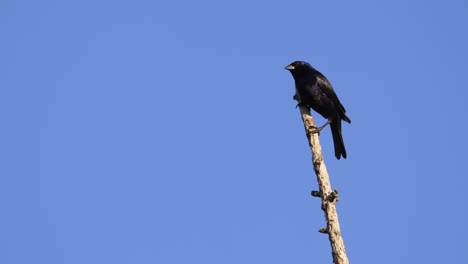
[330, 120, 347, 159]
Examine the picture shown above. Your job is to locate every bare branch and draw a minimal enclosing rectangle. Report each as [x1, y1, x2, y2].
[297, 105, 349, 264]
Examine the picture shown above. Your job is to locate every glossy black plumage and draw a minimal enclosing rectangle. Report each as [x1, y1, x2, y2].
[285, 61, 351, 159]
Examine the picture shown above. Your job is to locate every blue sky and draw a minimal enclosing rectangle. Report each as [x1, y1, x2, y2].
[2, 0, 468, 263]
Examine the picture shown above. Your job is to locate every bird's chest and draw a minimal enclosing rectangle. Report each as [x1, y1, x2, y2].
[296, 82, 323, 103]
[295, 82, 333, 117]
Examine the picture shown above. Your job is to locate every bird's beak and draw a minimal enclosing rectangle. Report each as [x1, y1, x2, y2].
[285, 64, 294, 70]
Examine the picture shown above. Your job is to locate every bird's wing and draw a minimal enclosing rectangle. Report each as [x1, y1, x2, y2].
[316, 72, 347, 113]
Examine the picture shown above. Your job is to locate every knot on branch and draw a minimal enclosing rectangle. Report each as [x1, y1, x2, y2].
[313, 157, 323, 167]
[326, 189, 339, 203]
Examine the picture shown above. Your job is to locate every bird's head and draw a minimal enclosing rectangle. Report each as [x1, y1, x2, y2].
[284, 61, 313, 71]
[285, 61, 315, 79]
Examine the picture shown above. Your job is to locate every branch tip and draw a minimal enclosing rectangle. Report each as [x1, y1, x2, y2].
[311, 190, 321, 197]
[319, 228, 329, 234]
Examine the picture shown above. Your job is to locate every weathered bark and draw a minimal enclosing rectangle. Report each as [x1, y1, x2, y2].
[298, 105, 349, 264]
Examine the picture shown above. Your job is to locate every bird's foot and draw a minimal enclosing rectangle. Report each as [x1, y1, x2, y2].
[307, 125, 321, 136]
[307, 120, 331, 136]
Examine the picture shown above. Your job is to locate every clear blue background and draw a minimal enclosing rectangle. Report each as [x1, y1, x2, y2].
[2, 0, 467, 263]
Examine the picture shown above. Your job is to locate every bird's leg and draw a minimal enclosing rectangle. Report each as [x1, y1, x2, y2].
[316, 120, 331, 132]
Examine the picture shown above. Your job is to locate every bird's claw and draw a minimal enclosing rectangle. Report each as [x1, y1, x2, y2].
[309, 122, 331, 135]
[307, 125, 321, 136]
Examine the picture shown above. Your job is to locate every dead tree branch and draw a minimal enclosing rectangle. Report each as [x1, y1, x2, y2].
[297, 105, 349, 264]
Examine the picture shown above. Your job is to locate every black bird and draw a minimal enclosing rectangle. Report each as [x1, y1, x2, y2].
[285, 61, 351, 159]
